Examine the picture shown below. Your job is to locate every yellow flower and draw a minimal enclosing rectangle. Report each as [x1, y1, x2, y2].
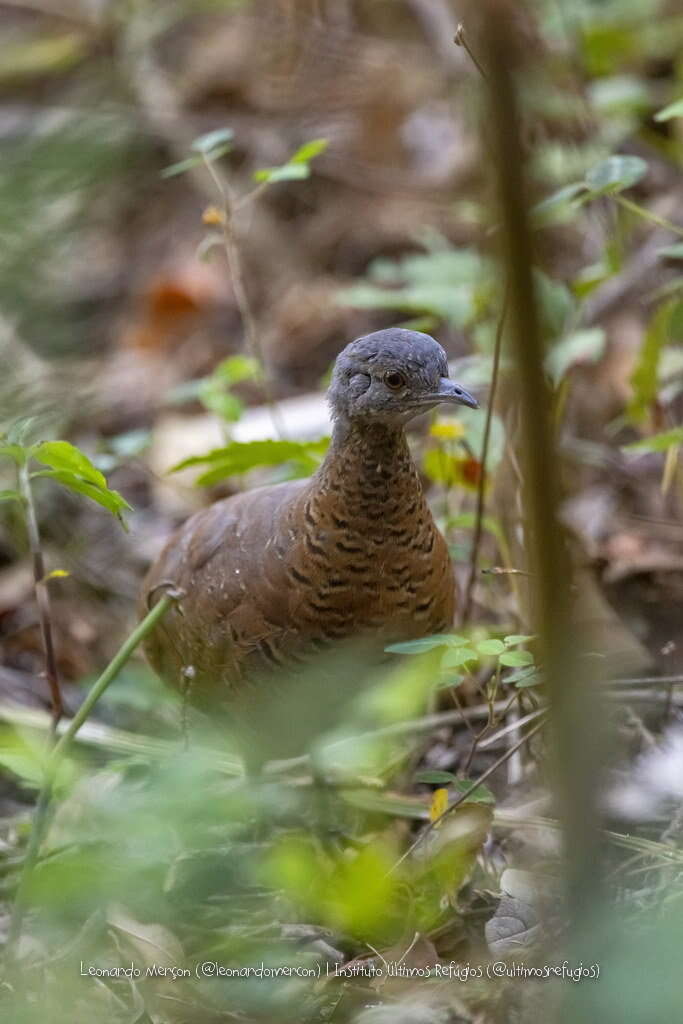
[430, 419, 466, 441]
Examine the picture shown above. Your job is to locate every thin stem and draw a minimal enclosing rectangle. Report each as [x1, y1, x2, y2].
[201, 155, 286, 438]
[615, 195, 683, 240]
[460, 287, 508, 625]
[453, 23, 489, 81]
[5, 593, 177, 955]
[51, 594, 176, 762]
[18, 461, 62, 729]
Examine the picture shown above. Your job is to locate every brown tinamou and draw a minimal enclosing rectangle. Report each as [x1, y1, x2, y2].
[142, 329, 478, 708]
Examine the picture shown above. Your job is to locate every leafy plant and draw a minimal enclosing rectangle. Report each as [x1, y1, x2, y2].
[168, 354, 263, 423]
[172, 437, 330, 486]
[0, 435, 131, 523]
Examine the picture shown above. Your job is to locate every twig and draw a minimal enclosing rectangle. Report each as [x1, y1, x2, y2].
[493, 811, 683, 866]
[453, 23, 489, 81]
[201, 158, 286, 440]
[5, 592, 178, 955]
[476, 0, 602, 919]
[460, 286, 508, 624]
[388, 717, 546, 874]
[18, 461, 63, 730]
[615, 195, 683, 240]
[120, 20, 285, 437]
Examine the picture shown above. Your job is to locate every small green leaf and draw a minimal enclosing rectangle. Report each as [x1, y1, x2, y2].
[415, 770, 459, 785]
[32, 470, 132, 522]
[584, 155, 648, 195]
[341, 789, 428, 820]
[654, 97, 683, 122]
[253, 163, 310, 184]
[476, 639, 506, 657]
[436, 673, 466, 690]
[449, 779, 495, 805]
[513, 670, 541, 689]
[254, 138, 327, 183]
[386, 636, 453, 655]
[545, 328, 607, 385]
[191, 128, 234, 154]
[161, 154, 204, 179]
[628, 301, 674, 423]
[33, 441, 107, 489]
[213, 355, 262, 385]
[0, 489, 21, 504]
[499, 650, 535, 668]
[531, 182, 587, 225]
[504, 634, 535, 646]
[441, 647, 477, 669]
[290, 138, 328, 163]
[623, 427, 683, 454]
[657, 244, 683, 260]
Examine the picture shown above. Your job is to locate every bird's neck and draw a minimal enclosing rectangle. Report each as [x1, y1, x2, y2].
[314, 420, 426, 524]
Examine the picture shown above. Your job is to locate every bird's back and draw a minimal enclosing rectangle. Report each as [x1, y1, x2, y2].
[142, 478, 309, 703]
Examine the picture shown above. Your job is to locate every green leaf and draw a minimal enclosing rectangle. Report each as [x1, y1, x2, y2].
[0, 489, 21, 504]
[446, 512, 506, 546]
[476, 639, 506, 657]
[162, 141, 232, 178]
[253, 137, 327, 183]
[290, 138, 328, 163]
[623, 427, 683, 454]
[441, 647, 477, 669]
[628, 301, 674, 423]
[414, 770, 459, 785]
[253, 163, 310, 184]
[341, 788, 428, 820]
[584, 155, 648, 195]
[511, 667, 542, 688]
[657, 244, 683, 260]
[534, 270, 575, 338]
[32, 469, 132, 522]
[531, 182, 587, 225]
[546, 328, 607, 385]
[172, 438, 330, 486]
[338, 247, 490, 329]
[161, 154, 204, 179]
[654, 97, 683, 122]
[504, 634, 535, 646]
[385, 635, 460, 655]
[191, 128, 234, 154]
[33, 441, 107, 488]
[499, 650, 535, 668]
[213, 355, 262, 385]
[449, 779, 495, 805]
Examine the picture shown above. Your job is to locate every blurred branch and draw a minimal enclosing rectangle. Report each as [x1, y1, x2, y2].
[471, 0, 603, 921]
[461, 285, 508, 625]
[17, 462, 63, 730]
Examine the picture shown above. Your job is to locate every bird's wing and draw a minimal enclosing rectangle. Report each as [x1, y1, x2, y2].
[142, 478, 309, 697]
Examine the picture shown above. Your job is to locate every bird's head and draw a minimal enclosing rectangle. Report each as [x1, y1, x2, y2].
[328, 328, 479, 427]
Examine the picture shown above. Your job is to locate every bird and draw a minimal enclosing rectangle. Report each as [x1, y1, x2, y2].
[142, 328, 479, 710]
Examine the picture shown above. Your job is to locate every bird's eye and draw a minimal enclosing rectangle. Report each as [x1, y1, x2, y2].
[384, 370, 406, 390]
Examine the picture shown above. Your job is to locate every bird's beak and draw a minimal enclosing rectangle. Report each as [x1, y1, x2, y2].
[428, 378, 479, 409]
